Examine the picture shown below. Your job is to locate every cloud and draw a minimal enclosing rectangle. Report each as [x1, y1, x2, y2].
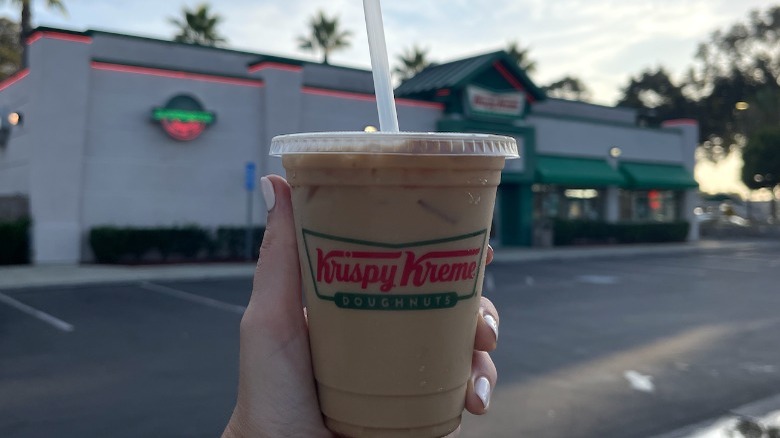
[6, 0, 773, 104]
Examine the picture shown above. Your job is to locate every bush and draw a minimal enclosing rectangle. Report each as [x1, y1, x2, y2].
[552, 220, 689, 246]
[89, 225, 264, 264]
[0, 218, 30, 265]
[214, 226, 265, 259]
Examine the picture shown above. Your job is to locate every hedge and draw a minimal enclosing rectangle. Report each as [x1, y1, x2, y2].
[89, 225, 264, 264]
[553, 220, 689, 246]
[0, 218, 30, 265]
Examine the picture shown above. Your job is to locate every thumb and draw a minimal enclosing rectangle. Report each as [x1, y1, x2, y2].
[248, 175, 303, 323]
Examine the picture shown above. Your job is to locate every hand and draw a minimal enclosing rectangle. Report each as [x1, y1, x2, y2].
[222, 175, 500, 438]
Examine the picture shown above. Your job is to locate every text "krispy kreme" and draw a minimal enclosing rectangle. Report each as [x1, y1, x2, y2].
[316, 248, 480, 292]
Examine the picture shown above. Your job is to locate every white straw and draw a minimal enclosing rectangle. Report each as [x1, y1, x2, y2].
[362, 0, 400, 132]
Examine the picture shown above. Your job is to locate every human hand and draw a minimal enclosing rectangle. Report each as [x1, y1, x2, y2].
[222, 175, 500, 438]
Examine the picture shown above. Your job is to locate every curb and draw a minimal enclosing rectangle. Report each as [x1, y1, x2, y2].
[0, 263, 256, 291]
[1, 240, 779, 291]
[491, 239, 780, 263]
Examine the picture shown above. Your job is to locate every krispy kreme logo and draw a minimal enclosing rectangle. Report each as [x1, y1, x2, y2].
[302, 229, 488, 310]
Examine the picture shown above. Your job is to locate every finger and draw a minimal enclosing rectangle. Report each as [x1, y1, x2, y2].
[465, 351, 497, 415]
[244, 175, 304, 334]
[486, 245, 494, 265]
[474, 297, 499, 352]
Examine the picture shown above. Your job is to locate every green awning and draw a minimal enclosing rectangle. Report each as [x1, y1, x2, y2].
[620, 162, 698, 189]
[535, 155, 625, 187]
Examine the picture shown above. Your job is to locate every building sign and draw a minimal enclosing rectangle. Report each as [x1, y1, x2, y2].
[152, 94, 215, 141]
[465, 86, 526, 120]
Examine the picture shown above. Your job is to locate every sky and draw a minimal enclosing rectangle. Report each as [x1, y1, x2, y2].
[1, 0, 772, 105]
[1, 0, 774, 195]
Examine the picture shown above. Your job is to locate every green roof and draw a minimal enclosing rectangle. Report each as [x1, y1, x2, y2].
[535, 155, 625, 187]
[394, 51, 545, 101]
[620, 162, 698, 190]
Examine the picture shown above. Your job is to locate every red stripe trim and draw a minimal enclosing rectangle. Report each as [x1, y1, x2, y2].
[91, 62, 264, 88]
[435, 88, 451, 96]
[0, 69, 30, 92]
[662, 119, 698, 127]
[302, 86, 444, 110]
[27, 31, 92, 45]
[248, 62, 303, 73]
[493, 61, 536, 103]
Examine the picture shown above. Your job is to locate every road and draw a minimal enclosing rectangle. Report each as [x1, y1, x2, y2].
[2, 244, 780, 437]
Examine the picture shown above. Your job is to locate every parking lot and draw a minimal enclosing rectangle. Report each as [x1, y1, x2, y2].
[3, 244, 780, 437]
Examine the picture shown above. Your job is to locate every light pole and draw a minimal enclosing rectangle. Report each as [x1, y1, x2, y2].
[736, 101, 751, 220]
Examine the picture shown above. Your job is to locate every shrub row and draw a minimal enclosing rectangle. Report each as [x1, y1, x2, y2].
[89, 225, 265, 264]
[0, 218, 30, 265]
[553, 220, 689, 246]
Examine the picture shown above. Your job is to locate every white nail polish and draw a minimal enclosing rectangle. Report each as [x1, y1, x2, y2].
[260, 177, 275, 211]
[475, 376, 491, 409]
[483, 314, 499, 340]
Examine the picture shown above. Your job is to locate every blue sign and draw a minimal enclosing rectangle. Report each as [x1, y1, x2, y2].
[245, 162, 256, 191]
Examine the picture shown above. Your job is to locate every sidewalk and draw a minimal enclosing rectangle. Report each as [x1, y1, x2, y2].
[1, 239, 778, 290]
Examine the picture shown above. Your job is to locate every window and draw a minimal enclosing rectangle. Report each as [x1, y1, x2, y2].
[620, 190, 680, 222]
[534, 185, 604, 221]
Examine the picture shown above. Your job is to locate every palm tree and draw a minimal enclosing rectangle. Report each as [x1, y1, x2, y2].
[544, 76, 591, 101]
[297, 11, 352, 64]
[169, 3, 227, 46]
[0, 0, 66, 66]
[0, 0, 66, 44]
[393, 45, 431, 82]
[506, 40, 536, 74]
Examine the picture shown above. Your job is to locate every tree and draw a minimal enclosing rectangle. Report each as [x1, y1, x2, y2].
[506, 40, 536, 74]
[0, 0, 66, 66]
[0, 17, 21, 79]
[741, 127, 780, 219]
[543, 76, 591, 101]
[393, 45, 431, 82]
[687, 5, 780, 158]
[0, 0, 65, 45]
[617, 67, 694, 123]
[297, 11, 352, 65]
[169, 3, 226, 46]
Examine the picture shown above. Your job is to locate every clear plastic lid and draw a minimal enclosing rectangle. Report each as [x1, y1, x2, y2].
[269, 132, 519, 158]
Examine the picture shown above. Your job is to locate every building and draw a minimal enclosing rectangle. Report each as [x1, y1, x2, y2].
[0, 27, 698, 264]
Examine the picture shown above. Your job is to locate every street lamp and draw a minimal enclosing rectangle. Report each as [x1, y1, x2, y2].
[735, 101, 749, 111]
[609, 147, 622, 158]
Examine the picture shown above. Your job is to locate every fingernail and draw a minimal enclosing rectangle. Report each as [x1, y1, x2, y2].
[483, 313, 499, 341]
[260, 177, 275, 211]
[475, 376, 491, 409]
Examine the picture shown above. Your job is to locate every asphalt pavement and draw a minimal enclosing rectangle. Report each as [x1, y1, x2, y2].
[2, 243, 780, 437]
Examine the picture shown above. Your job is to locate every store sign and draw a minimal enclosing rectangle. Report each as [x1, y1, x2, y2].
[465, 86, 526, 119]
[152, 94, 215, 141]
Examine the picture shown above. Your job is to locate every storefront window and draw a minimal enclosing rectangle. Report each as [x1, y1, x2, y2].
[534, 185, 604, 221]
[620, 190, 680, 222]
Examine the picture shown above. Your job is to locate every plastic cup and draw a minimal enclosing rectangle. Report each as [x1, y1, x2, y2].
[270, 132, 518, 437]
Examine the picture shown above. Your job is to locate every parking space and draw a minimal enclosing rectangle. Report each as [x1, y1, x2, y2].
[0, 279, 252, 438]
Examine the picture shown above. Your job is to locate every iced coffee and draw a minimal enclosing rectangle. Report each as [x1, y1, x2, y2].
[271, 132, 517, 437]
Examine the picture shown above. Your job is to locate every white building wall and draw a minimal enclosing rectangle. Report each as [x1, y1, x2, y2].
[0, 75, 32, 197]
[81, 69, 266, 238]
[27, 37, 92, 264]
[529, 115, 685, 163]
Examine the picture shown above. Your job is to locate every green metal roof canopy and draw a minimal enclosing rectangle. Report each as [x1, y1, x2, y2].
[620, 162, 698, 189]
[394, 51, 546, 101]
[535, 155, 625, 187]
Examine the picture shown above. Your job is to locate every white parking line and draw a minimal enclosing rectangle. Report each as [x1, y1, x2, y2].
[484, 271, 495, 292]
[0, 292, 74, 332]
[139, 282, 246, 315]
